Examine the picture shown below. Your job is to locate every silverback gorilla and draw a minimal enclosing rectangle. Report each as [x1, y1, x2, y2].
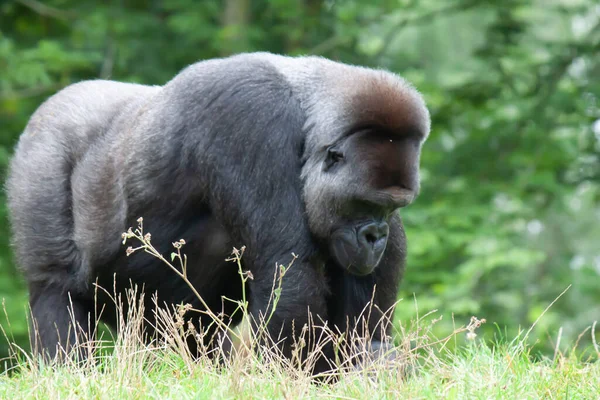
[6, 52, 430, 373]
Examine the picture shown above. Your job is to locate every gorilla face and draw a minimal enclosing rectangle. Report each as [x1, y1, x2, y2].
[304, 128, 424, 276]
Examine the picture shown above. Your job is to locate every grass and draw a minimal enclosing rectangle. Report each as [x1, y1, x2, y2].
[0, 219, 598, 399]
[0, 338, 598, 399]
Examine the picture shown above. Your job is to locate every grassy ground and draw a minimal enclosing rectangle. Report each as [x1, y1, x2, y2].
[0, 338, 598, 399]
[1, 226, 597, 399]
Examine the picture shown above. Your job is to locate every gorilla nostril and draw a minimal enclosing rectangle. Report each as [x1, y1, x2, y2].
[357, 222, 389, 247]
[365, 233, 378, 244]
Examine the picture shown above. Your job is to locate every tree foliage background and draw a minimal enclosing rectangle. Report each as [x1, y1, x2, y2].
[0, 0, 599, 361]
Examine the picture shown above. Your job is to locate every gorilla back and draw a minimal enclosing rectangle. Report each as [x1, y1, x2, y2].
[6, 52, 430, 371]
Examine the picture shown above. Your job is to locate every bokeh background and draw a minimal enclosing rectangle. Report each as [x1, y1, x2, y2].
[1, 0, 599, 362]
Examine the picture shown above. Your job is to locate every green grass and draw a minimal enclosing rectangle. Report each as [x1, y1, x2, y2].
[0, 339, 598, 399]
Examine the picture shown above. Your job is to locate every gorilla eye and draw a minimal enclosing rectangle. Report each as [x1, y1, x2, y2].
[324, 148, 344, 170]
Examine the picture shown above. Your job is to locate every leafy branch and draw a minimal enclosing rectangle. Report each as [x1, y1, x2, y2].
[15, 0, 76, 21]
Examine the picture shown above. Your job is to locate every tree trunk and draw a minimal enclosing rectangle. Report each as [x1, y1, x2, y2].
[222, 0, 251, 55]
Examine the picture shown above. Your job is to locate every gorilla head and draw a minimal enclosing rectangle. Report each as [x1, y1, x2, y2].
[293, 63, 430, 276]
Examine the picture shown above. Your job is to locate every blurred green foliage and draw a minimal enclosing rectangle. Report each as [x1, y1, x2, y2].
[0, 0, 599, 361]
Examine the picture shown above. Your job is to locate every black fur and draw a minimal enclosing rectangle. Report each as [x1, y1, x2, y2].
[6, 52, 430, 373]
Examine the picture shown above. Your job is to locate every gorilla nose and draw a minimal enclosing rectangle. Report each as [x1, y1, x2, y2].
[357, 221, 389, 248]
[330, 221, 390, 276]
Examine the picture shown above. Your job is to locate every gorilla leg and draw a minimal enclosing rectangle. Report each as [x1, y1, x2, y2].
[28, 283, 94, 362]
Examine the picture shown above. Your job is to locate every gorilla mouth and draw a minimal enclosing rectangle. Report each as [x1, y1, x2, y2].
[329, 221, 389, 276]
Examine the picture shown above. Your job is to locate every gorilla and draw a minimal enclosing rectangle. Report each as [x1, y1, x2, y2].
[6, 52, 430, 373]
